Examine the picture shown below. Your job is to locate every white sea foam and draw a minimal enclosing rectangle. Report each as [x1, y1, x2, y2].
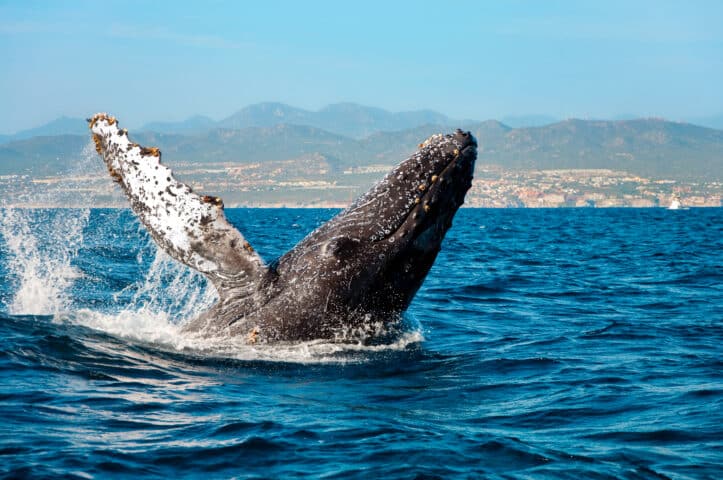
[202, 329, 425, 363]
[59, 307, 424, 364]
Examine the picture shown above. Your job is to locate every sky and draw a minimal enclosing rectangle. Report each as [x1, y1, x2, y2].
[1, 0, 722, 133]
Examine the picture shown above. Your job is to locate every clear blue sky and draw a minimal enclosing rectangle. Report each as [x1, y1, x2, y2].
[1, 0, 722, 132]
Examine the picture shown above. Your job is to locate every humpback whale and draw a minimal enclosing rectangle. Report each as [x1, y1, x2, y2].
[89, 114, 477, 343]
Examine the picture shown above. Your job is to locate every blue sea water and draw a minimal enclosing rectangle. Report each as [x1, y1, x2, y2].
[0, 207, 721, 479]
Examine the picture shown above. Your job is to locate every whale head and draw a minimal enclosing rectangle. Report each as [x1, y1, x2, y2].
[274, 130, 477, 326]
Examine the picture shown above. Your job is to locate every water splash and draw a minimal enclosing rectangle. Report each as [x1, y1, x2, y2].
[1, 208, 88, 314]
[0, 142, 99, 314]
[116, 241, 218, 324]
[74, 216, 219, 341]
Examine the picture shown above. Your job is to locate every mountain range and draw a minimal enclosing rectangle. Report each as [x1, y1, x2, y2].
[1, 110, 721, 180]
[5, 102, 723, 142]
[0, 103, 463, 142]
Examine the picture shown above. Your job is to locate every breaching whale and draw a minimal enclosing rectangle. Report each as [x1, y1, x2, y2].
[89, 114, 477, 343]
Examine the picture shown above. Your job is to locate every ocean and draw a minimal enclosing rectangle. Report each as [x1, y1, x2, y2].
[0, 207, 721, 479]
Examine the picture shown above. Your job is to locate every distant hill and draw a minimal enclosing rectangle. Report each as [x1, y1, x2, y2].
[466, 118, 723, 179]
[0, 116, 88, 144]
[217, 102, 459, 138]
[1, 118, 721, 180]
[219, 102, 312, 130]
[133, 124, 360, 169]
[0, 134, 90, 175]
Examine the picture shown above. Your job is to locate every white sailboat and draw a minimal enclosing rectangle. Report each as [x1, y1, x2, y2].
[668, 196, 688, 210]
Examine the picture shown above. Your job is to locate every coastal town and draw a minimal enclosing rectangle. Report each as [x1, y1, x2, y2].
[1, 160, 720, 209]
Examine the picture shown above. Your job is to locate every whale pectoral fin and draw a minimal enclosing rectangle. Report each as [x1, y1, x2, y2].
[89, 113, 266, 295]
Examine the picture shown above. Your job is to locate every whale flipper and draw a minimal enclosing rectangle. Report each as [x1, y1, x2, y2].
[89, 113, 267, 297]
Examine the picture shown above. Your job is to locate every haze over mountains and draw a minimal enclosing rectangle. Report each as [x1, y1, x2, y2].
[1, 102, 721, 181]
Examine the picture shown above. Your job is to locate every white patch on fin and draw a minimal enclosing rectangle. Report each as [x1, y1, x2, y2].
[88, 113, 267, 297]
